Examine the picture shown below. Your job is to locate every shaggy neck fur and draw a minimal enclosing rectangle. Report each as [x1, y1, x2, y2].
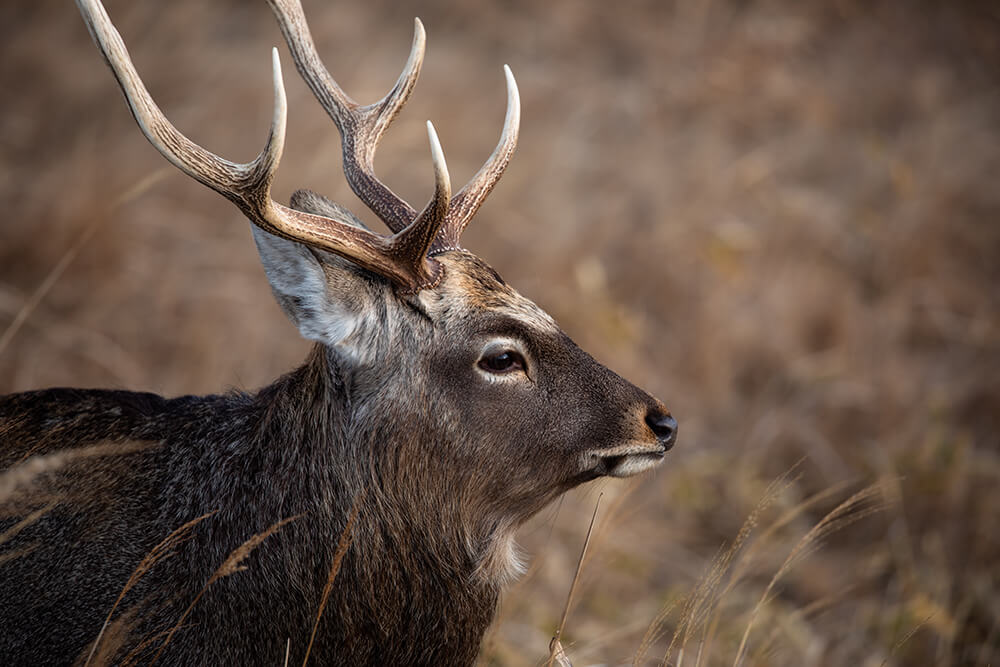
[139, 344, 513, 665]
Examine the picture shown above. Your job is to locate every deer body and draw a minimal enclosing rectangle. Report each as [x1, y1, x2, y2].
[1, 349, 499, 665]
[0, 1, 676, 664]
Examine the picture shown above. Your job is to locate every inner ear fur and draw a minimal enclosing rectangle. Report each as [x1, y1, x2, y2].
[250, 191, 385, 352]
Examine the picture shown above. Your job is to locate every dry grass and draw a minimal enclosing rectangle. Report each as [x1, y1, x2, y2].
[732, 481, 892, 665]
[546, 493, 603, 667]
[0, 441, 151, 511]
[545, 476, 893, 666]
[2, 0, 999, 664]
[302, 492, 363, 667]
[151, 513, 303, 663]
[83, 510, 217, 667]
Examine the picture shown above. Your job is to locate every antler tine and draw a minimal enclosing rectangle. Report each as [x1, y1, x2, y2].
[432, 65, 521, 254]
[77, 0, 448, 292]
[390, 122, 451, 275]
[266, 0, 421, 233]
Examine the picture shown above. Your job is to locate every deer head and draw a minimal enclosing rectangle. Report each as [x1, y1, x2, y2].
[75, 0, 676, 584]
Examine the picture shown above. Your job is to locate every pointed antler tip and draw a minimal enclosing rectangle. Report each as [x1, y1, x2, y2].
[425, 120, 451, 198]
[270, 47, 284, 85]
[503, 65, 519, 96]
[262, 45, 288, 175]
[270, 46, 287, 117]
[426, 122, 445, 167]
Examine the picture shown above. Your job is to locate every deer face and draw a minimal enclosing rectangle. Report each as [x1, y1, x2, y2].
[422, 253, 675, 492]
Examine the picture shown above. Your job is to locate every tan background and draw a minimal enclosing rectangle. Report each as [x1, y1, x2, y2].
[1, 1, 998, 664]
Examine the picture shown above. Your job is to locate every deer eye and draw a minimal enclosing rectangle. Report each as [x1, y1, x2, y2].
[478, 350, 526, 374]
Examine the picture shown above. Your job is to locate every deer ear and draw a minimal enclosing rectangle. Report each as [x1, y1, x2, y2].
[251, 190, 378, 353]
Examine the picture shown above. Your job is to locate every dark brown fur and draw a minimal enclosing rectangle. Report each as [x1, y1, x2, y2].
[1, 250, 674, 665]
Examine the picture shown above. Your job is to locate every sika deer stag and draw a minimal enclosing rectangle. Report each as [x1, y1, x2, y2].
[0, 1, 677, 664]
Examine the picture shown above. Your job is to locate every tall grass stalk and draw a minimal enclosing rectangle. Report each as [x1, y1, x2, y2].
[732, 482, 890, 666]
[302, 491, 364, 667]
[84, 511, 216, 667]
[546, 492, 603, 667]
[149, 513, 303, 664]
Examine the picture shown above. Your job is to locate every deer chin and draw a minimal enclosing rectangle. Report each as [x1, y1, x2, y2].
[585, 442, 668, 479]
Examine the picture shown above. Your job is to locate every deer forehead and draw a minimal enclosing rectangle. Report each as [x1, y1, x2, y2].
[418, 252, 560, 335]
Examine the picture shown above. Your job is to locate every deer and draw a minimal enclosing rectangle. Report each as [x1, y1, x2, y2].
[0, 0, 677, 664]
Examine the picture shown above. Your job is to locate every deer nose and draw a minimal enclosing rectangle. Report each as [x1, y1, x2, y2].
[645, 411, 678, 450]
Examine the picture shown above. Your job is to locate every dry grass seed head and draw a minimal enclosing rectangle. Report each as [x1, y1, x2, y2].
[0, 441, 151, 508]
[733, 481, 894, 667]
[651, 464, 802, 665]
[150, 513, 304, 664]
[302, 491, 364, 667]
[693, 477, 865, 665]
[84, 510, 217, 667]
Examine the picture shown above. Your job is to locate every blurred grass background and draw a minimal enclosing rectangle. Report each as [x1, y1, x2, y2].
[1, 0, 998, 664]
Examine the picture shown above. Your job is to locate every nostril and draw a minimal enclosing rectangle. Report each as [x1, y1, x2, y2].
[646, 411, 678, 449]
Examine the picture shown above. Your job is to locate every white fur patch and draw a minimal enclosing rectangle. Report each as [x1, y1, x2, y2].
[604, 453, 665, 477]
[251, 226, 365, 352]
[473, 527, 526, 586]
[584, 440, 668, 478]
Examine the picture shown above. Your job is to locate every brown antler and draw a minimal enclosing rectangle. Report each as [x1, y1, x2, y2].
[266, 0, 423, 234]
[265, 0, 520, 254]
[76, 0, 450, 292]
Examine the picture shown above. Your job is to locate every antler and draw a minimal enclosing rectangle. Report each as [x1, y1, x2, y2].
[265, 0, 520, 253]
[76, 0, 517, 292]
[76, 0, 450, 291]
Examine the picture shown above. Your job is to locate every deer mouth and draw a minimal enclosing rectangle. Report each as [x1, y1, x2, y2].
[587, 444, 668, 478]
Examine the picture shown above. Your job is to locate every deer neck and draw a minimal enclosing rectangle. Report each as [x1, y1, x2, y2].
[246, 345, 507, 661]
